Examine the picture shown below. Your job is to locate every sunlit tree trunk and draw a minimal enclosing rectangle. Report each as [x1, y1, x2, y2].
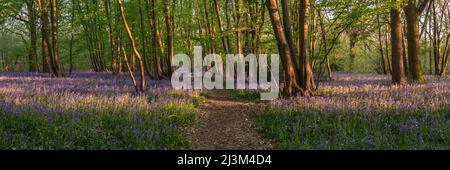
[266, 0, 301, 96]
[118, 0, 146, 92]
[390, 0, 406, 84]
[281, 0, 296, 61]
[403, 0, 427, 81]
[164, 0, 174, 76]
[298, 0, 315, 96]
[50, 0, 63, 77]
[38, 0, 52, 73]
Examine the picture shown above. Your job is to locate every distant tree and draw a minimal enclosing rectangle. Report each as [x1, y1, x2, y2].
[164, 0, 174, 76]
[25, 0, 37, 72]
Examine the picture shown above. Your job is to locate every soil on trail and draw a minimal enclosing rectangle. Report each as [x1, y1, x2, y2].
[187, 90, 273, 150]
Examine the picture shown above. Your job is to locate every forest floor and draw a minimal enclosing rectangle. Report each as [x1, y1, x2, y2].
[186, 90, 273, 150]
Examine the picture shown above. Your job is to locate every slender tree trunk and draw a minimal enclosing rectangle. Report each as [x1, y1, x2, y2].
[164, 0, 174, 76]
[104, 0, 116, 73]
[235, 0, 243, 54]
[225, 0, 233, 53]
[138, 0, 155, 78]
[39, 0, 52, 73]
[122, 47, 139, 94]
[432, 1, 440, 75]
[384, 24, 392, 74]
[440, 34, 450, 75]
[26, 0, 38, 72]
[116, 27, 123, 74]
[50, 0, 63, 77]
[146, 0, 164, 78]
[118, 0, 146, 92]
[348, 31, 358, 72]
[309, 0, 318, 65]
[69, 0, 75, 74]
[213, 0, 229, 54]
[402, 22, 408, 75]
[377, 12, 387, 74]
[203, 0, 214, 54]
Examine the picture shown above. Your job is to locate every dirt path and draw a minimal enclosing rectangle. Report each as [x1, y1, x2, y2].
[187, 90, 273, 150]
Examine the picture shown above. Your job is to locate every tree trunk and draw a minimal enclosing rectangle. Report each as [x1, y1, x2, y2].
[266, 0, 301, 96]
[146, 0, 164, 78]
[138, 0, 155, 78]
[104, 0, 116, 73]
[164, 0, 174, 76]
[50, 0, 63, 77]
[404, 0, 425, 81]
[40, 0, 52, 73]
[440, 34, 450, 76]
[377, 13, 387, 74]
[281, 0, 296, 61]
[390, 1, 407, 84]
[122, 47, 139, 94]
[348, 31, 358, 72]
[118, 0, 146, 92]
[299, 0, 315, 96]
[225, 0, 233, 52]
[235, 0, 243, 54]
[432, 1, 440, 75]
[26, 0, 38, 72]
[69, 0, 75, 74]
[213, 0, 229, 54]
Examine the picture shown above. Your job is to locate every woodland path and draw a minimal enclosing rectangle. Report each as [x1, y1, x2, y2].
[187, 90, 273, 150]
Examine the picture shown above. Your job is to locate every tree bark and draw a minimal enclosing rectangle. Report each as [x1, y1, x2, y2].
[26, 0, 38, 72]
[104, 0, 116, 73]
[235, 0, 243, 54]
[348, 31, 358, 71]
[440, 34, 450, 76]
[403, 0, 425, 81]
[164, 0, 174, 76]
[266, 0, 301, 96]
[39, 0, 52, 73]
[281, 0, 296, 61]
[213, 0, 230, 54]
[390, 1, 407, 84]
[146, 0, 164, 78]
[299, 0, 315, 96]
[118, 0, 146, 92]
[50, 0, 63, 77]
[432, 1, 440, 75]
[377, 14, 387, 74]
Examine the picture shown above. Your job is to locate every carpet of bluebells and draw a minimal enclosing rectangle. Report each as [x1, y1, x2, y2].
[257, 74, 450, 150]
[0, 72, 203, 150]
